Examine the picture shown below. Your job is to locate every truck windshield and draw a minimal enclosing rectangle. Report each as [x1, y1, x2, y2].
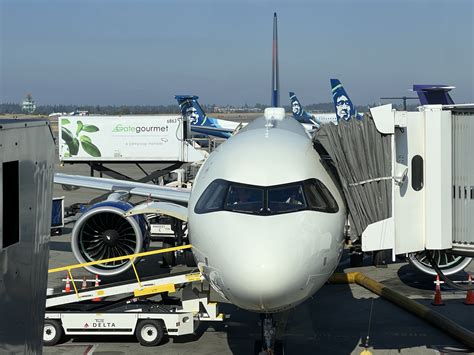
[195, 179, 338, 215]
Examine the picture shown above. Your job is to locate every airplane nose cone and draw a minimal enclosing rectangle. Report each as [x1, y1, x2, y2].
[191, 212, 345, 313]
[219, 245, 316, 312]
[225, 260, 306, 312]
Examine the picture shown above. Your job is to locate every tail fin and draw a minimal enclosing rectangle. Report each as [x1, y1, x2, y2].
[175, 95, 210, 126]
[289, 92, 318, 125]
[271, 12, 280, 107]
[330, 79, 361, 121]
[412, 85, 455, 105]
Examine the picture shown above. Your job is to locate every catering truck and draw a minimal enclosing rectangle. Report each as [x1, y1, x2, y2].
[59, 115, 206, 163]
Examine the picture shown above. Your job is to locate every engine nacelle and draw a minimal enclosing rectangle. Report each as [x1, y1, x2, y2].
[71, 201, 149, 276]
[408, 250, 472, 276]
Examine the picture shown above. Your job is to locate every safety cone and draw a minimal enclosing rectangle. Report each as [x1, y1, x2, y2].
[464, 274, 474, 305]
[81, 276, 87, 290]
[63, 273, 71, 293]
[432, 275, 445, 306]
[92, 275, 102, 302]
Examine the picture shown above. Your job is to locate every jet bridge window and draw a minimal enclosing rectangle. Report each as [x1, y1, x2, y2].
[195, 178, 338, 215]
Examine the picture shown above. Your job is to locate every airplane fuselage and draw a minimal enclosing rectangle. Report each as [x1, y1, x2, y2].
[188, 112, 346, 312]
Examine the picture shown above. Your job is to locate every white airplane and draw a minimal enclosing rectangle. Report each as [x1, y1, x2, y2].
[54, 13, 347, 353]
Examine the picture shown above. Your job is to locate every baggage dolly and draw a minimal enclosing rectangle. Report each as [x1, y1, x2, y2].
[44, 245, 224, 347]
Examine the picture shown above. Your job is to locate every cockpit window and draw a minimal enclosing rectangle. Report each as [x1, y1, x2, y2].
[194, 179, 229, 213]
[195, 178, 338, 215]
[268, 184, 307, 214]
[224, 185, 264, 214]
[304, 179, 339, 213]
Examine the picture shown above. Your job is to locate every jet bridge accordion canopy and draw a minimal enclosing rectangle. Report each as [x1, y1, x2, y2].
[313, 116, 392, 239]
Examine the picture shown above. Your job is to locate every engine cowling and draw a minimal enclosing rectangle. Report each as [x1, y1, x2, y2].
[71, 201, 149, 276]
[408, 250, 472, 276]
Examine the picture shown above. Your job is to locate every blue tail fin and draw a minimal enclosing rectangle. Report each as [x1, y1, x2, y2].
[412, 85, 455, 105]
[289, 92, 318, 125]
[175, 95, 231, 139]
[175, 95, 214, 126]
[330, 79, 361, 121]
[271, 12, 280, 107]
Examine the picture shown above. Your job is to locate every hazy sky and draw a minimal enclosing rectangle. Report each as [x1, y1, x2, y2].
[1, 0, 473, 106]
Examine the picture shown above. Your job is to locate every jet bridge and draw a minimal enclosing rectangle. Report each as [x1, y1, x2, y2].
[0, 119, 55, 354]
[315, 105, 474, 275]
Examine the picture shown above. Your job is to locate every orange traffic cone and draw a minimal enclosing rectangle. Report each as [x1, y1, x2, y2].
[64, 273, 71, 293]
[464, 275, 474, 305]
[92, 275, 102, 302]
[81, 276, 87, 290]
[432, 275, 444, 306]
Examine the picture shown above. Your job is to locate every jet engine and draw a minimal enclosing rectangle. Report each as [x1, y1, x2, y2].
[71, 201, 149, 276]
[408, 250, 472, 276]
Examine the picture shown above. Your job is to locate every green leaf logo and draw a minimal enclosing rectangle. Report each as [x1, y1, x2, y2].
[61, 127, 74, 143]
[76, 120, 84, 135]
[81, 140, 101, 157]
[61, 121, 101, 158]
[82, 125, 99, 132]
[80, 135, 92, 143]
[61, 118, 71, 125]
[69, 137, 80, 155]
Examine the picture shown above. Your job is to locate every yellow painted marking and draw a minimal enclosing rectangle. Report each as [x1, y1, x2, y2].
[96, 290, 105, 296]
[48, 245, 193, 274]
[134, 283, 176, 297]
[185, 273, 202, 282]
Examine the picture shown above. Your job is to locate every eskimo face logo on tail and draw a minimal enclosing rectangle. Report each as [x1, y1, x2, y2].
[185, 107, 200, 124]
[292, 100, 302, 116]
[335, 95, 352, 121]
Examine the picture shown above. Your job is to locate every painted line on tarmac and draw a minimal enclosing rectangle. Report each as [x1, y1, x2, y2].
[83, 344, 98, 355]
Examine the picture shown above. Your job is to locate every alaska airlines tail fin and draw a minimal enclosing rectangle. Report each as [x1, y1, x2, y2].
[289, 92, 318, 125]
[175, 95, 232, 139]
[412, 85, 455, 105]
[330, 79, 361, 121]
[175, 95, 210, 126]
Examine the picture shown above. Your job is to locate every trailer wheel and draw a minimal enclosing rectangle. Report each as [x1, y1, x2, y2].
[184, 249, 197, 267]
[43, 320, 63, 346]
[162, 241, 176, 267]
[136, 320, 164, 346]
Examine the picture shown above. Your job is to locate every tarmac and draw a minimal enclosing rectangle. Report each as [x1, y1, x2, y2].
[44, 155, 474, 355]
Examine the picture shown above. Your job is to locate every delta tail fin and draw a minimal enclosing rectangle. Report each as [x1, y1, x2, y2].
[271, 12, 280, 107]
[412, 85, 455, 105]
[330, 79, 362, 121]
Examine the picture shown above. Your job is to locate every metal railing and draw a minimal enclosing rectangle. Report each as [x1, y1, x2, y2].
[48, 245, 193, 299]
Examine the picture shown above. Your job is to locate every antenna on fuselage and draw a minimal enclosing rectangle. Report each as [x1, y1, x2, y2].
[271, 12, 279, 108]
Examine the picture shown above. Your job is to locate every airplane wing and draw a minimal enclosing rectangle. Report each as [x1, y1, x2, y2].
[124, 201, 188, 222]
[192, 125, 235, 134]
[54, 173, 191, 204]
